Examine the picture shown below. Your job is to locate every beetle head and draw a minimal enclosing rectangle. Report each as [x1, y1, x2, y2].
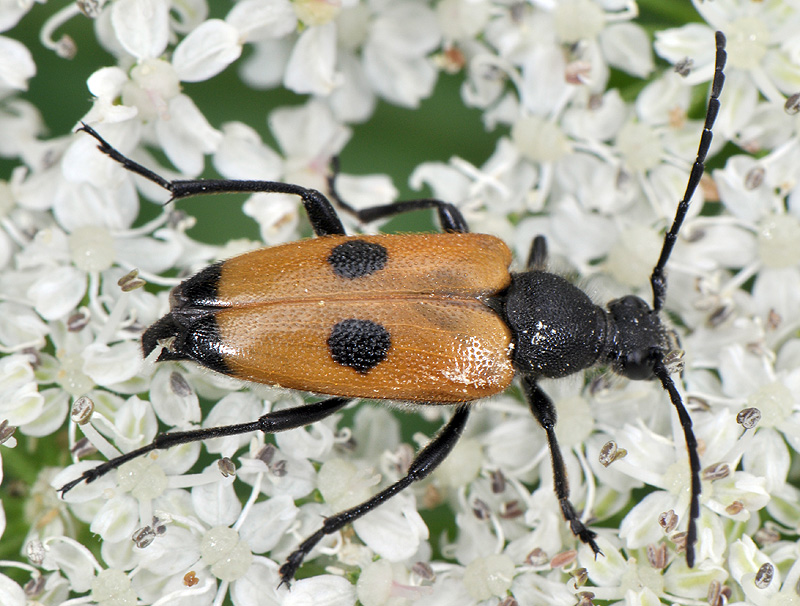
[606, 295, 669, 381]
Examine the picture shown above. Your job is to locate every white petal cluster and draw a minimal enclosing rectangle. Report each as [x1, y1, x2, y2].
[0, 0, 799, 605]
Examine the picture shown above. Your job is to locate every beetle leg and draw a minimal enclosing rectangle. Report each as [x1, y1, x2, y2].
[279, 407, 471, 586]
[58, 396, 353, 496]
[336, 198, 469, 233]
[326, 157, 469, 233]
[526, 235, 548, 270]
[80, 122, 472, 235]
[521, 375, 601, 556]
[78, 123, 348, 237]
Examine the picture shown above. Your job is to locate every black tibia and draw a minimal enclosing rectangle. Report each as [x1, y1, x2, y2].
[59, 397, 353, 495]
[278, 407, 471, 586]
[521, 375, 601, 556]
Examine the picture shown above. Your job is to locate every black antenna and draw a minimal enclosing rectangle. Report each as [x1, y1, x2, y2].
[650, 31, 727, 567]
[653, 362, 701, 567]
[651, 31, 726, 312]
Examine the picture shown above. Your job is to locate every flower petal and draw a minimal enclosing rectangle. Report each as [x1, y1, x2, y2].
[227, 0, 297, 42]
[282, 575, 355, 606]
[284, 23, 340, 95]
[0, 35, 35, 91]
[173, 19, 242, 82]
[600, 22, 653, 78]
[111, 0, 170, 60]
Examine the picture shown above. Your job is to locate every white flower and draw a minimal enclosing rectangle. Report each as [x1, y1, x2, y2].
[0, 35, 36, 93]
[410, 137, 537, 244]
[656, 1, 800, 152]
[270, 99, 352, 188]
[725, 536, 800, 606]
[701, 142, 800, 346]
[241, 1, 442, 121]
[578, 536, 728, 603]
[0, 354, 44, 427]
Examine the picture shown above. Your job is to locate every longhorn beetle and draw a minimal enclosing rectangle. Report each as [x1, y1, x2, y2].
[61, 32, 726, 586]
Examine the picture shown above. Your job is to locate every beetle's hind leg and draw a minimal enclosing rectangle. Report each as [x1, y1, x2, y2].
[80, 122, 470, 235]
[58, 396, 353, 496]
[279, 407, 471, 586]
[521, 375, 601, 556]
[326, 157, 469, 233]
[78, 123, 348, 237]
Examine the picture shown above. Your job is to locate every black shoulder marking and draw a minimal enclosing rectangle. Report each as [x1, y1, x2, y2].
[328, 318, 391, 373]
[327, 240, 388, 279]
[176, 262, 223, 308]
[187, 313, 231, 375]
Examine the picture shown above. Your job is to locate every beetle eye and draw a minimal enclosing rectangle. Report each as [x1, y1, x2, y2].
[615, 348, 658, 381]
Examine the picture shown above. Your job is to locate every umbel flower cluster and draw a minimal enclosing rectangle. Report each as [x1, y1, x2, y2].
[1, 1, 800, 605]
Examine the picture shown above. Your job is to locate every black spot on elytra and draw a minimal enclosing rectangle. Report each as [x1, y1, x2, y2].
[327, 240, 388, 279]
[328, 319, 391, 373]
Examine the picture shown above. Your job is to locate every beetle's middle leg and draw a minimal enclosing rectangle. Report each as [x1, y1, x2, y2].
[279, 406, 471, 586]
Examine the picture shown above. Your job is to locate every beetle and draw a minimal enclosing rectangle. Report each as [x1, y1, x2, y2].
[60, 32, 726, 586]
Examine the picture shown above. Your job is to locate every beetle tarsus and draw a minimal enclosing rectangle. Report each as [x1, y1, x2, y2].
[562, 499, 601, 555]
[279, 530, 324, 587]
